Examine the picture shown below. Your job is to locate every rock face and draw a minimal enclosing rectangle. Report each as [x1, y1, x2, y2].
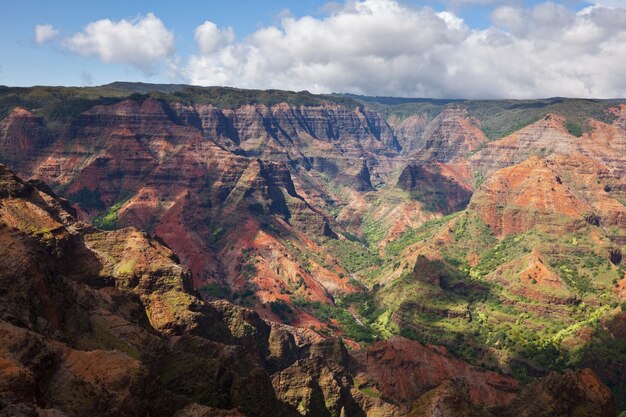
[410, 106, 487, 163]
[392, 113, 430, 155]
[490, 369, 615, 417]
[397, 163, 472, 214]
[0, 163, 615, 416]
[407, 369, 615, 417]
[0, 107, 48, 174]
[468, 114, 574, 175]
[1, 87, 626, 416]
[407, 379, 490, 417]
[468, 155, 590, 238]
[2, 97, 400, 321]
[354, 337, 519, 407]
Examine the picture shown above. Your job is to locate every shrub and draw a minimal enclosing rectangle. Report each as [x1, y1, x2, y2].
[199, 283, 231, 299]
[269, 300, 294, 323]
[565, 120, 583, 137]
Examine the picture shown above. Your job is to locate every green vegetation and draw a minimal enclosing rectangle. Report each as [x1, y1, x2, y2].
[117, 259, 136, 275]
[152, 86, 359, 108]
[359, 386, 381, 399]
[33, 227, 53, 240]
[269, 300, 294, 324]
[349, 95, 623, 141]
[340, 94, 453, 121]
[93, 201, 124, 230]
[349, 207, 624, 386]
[565, 120, 584, 137]
[294, 297, 379, 343]
[198, 283, 231, 299]
[0, 84, 358, 126]
[464, 98, 619, 140]
[473, 171, 484, 187]
[232, 282, 259, 306]
[210, 226, 226, 243]
[337, 291, 384, 323]
[384, 213, 460, 258]
[0, 86, 128, 134]
[323, 239, 382, 273]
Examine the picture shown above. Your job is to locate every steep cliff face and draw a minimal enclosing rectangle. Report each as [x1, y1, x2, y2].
[397, 163, 472, 214]
[354, 337, 519, 407]
[1, 97, 400, 325]
[0, 107, 48, 175]
[172, 101, 400, 187]
[2, 163, 615, 417]
[468, 114, 574, 175]
[468, 111, 626, 184]
[1, 87, 626, 415]
[411, 107, 487, 163]
[0, 163, 349, 416]
[359, 106, 486, 246]
[468, 155, 591, 238]
[390, 113, 430, 155]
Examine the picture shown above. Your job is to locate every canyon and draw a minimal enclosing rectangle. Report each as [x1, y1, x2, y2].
[0, 83, 625, 416]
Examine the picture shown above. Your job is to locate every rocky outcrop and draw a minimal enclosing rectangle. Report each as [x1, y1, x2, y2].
[1, 163, 616, 416]
[406, 369, 615, 417]
[469, 155, 591, 237]
[397, 163, 471, 213]
[407, 379, 490, 417]
[610, 248, 622, 265]
[391, 113, 430, 156]
[354, 337, 519, 407]
[0, 107, 48, 176]
[411, 106, 487, 163]
[490, 369, 615, 417]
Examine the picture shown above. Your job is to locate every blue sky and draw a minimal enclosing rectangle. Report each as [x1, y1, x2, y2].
[1, 0, 625, 98]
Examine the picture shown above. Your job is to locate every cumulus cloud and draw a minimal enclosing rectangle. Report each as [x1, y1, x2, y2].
[64, 13, 174, 74]
[195, 21, 234, 55]
[34, 24, 59, 44]
[182, 0, 626, 98]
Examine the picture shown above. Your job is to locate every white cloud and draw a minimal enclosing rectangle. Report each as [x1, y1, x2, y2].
[64, 13, 174, 74]
[195, 21, 234, 55]
[585, 0, 626, 8]
[34, 24, 59, 44]
[181, 0, 626, 98]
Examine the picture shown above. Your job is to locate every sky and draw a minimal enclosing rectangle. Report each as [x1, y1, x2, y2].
[1, 0, 626, 98]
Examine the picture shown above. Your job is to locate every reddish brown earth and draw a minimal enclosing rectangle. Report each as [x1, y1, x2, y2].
[1, 98, 400, 324]
[0, 107, 48, 173]
[0, 162, 616, 416]
[411, 106, 488, 163]
[469, 155, 591, 238]
[616, 277, 626, 300]
[354, 336, 519, 407]
[2, 89, 626, 415]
